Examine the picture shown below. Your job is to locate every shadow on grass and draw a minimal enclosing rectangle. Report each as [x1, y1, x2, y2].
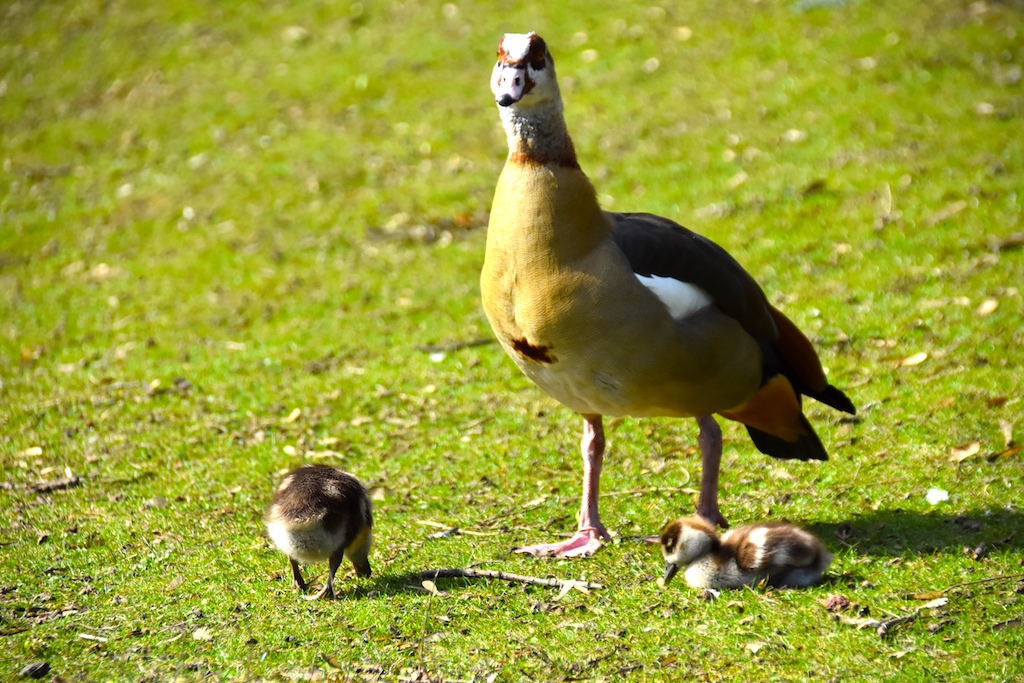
[806, 507, 1022, 557]
[321, 570, 592, 599]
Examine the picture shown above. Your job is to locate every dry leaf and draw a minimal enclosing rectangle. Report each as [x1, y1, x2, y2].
[927, 618, 955, 634]
[192, 627, 213, 642]
[991, 618, 1023, 631]
[991, 232, 1024, 252]
[421, 580, 446, 596]
[744, 641, 768, 654]
[999, 419, 1014, 448]
[925, 200, 968, 226]
[19, 662, 50, 679]
[282, 408, 302, 423]
[900, 351, 929, 366]
[555, 581, 576, 601]
[726, 171, 748, 190]
[987, 444, 1023, 462]
[167, 576, 185, 591]
[949, 441, 981, 464]
[912, 590, 945, 601]
[976, 299, 999, 316]
[965, 542, 988, 560]
[822, 594, 852, 612]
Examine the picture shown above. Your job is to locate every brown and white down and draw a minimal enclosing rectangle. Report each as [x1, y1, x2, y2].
[658, 516, 832, 589]
[265, 464, 373, 599]
[480, 32, 855, 558]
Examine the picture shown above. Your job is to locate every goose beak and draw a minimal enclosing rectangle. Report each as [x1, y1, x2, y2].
[494, 65, 528, 106]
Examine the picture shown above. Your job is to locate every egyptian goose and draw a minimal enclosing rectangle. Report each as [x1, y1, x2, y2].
[265, 464, 373, 599]
[658, 516, 832, 588]
[480, 32, 855, 558]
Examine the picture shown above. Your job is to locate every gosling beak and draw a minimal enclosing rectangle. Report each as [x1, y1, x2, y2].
[658, 562, 679, 588]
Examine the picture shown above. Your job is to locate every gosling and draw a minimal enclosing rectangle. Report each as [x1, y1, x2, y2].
[265, 464, 373, 599]
[658, 516, 831, 589]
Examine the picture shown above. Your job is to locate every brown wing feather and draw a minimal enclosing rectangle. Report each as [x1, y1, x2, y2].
[769, 305, 856, 414]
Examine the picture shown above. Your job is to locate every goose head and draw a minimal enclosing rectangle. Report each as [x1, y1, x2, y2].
[492, 32, 559, 109]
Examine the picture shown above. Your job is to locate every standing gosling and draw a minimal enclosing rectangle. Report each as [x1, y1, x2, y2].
[658, 516, 831, 589]
[265, 464, 373, 599]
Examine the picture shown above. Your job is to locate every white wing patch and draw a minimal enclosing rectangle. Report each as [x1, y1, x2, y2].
[636, 274, 712, 320]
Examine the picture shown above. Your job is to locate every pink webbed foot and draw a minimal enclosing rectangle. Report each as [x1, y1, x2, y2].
[304, 583, 336, 600]
[514, 527, 609, 558]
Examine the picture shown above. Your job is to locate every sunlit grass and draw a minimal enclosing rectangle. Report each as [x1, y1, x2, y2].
[2, 0, 1023, 680]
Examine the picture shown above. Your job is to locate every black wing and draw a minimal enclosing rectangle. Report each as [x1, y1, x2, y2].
[608, 212, 777, 341]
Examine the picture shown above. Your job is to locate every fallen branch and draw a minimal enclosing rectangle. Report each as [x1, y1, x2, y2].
[939, 572, 1024, 594]
[29, 477, 81, 493]
[420, 568, 602, 593]
[831, 597, 948, 638]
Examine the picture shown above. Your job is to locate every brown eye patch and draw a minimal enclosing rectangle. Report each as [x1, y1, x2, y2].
[660, 524, 679, 550]
[528, 35, 548, 70]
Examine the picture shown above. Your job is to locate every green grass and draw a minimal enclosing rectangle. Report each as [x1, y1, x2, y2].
[2, 0, 1023, 680]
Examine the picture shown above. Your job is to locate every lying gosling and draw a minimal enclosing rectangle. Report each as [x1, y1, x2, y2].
[658, 516, 831, 589]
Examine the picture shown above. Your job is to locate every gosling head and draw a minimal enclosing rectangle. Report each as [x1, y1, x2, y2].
[658, 517, 720, 587]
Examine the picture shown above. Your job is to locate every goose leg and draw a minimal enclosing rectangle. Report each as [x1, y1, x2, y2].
[306, 550, 345, 600]
[515, 415, 610, 557]
[695, 415, 730, 529]
[289, 558, 308, 592]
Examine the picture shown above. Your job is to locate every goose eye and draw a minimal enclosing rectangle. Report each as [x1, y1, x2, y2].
[529, 38, 548, 70]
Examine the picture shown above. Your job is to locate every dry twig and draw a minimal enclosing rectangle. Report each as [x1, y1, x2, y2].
[28, 477, 81, 493]
[831, 597, 948, 638]
[414, 338, 493, 353]
[938, 572, 1024, 593]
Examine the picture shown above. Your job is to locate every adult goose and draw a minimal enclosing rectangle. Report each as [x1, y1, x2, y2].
[481, 32, 854, 557]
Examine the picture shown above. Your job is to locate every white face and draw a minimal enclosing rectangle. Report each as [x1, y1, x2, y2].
[491, 32, 556, 108]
